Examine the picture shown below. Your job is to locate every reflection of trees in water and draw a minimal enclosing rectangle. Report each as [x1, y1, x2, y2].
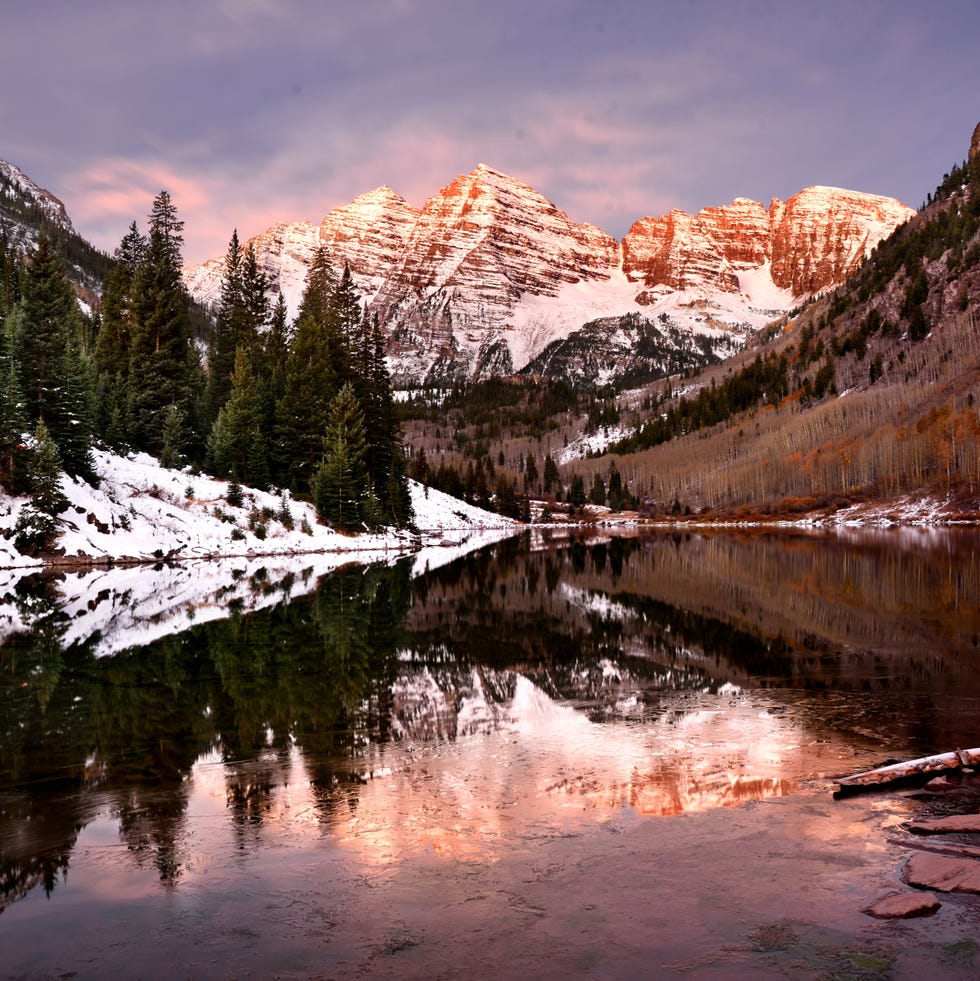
[3, 529, 978, 911]
[405, 530, 980, 747]
[113, 783, 190, 886]
[0, 562, 410, 908]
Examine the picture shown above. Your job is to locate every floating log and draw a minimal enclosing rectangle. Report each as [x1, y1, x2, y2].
[835, 747, 980, 792]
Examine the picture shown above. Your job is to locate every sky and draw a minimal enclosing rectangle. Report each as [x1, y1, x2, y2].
[3, 0, 979, 266]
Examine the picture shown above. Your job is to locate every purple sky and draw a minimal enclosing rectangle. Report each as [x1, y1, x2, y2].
[3, 0, 979, 266]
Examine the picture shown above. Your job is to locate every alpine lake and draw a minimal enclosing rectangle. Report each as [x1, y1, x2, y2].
[2, 527, 979, 978]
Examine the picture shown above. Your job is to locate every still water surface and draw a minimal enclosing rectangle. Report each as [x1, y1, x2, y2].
[2, 528, 979, 976]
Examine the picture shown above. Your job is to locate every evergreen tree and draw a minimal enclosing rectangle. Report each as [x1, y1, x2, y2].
[208, 348, 268, 488]
[589, 473, 607, 506]
[543, 453, 561, 498]
[15, 235, 80, 426]
[607, 464, 624, 511]
[0, 238, 24, 317]
[203, 230, 244, 425]
[240, 243, 270, 348]
[52, 332, 97, 481]
[127, 191, 198, 455]
[14, 422, 68, 553]
[159, 404, 185, 470]
[328, 263, 361, 386]
[274, 251, 338, 490]
[95, 223, 146, 378]
[312, 383, 369, 531]
[524, 453, 539, 494]
[0, 316, 28, 490]
[363, 313, 400, 512]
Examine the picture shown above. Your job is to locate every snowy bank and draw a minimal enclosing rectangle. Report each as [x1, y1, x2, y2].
[0, 447, 520, 570]
[0, 449, 523, 656]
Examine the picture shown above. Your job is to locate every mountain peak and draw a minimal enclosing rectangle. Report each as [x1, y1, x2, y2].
[185, 167, 914, 385]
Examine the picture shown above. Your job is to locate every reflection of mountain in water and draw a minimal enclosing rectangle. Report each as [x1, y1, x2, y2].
[3, 528, 979, 910]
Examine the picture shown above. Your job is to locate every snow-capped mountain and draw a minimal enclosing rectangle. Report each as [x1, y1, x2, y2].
[183, 186, 421, 317]
[183, 167, 914, 385]
[0, 159, 77, 246]
[1, 159, 113, 301]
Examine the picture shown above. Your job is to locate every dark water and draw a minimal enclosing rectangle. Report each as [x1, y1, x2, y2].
[2, 528, 979, 975]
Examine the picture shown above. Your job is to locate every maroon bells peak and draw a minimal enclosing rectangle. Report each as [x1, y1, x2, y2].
[184, 166, 913, 384]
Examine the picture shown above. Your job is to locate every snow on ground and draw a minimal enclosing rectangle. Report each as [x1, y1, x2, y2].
[0, 447, 518, 571]
[559, 425, 633, 463]
[0, 449, 522, 656]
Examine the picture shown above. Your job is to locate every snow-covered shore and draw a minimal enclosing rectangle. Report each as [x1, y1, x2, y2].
[0, 449, 522, 656]
[0, 448, 519, 570]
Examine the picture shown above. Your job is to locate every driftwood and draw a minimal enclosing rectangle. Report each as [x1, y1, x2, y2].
[835, 747, 980, 793]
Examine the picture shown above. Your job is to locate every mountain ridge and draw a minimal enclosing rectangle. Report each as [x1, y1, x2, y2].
[184, 167, 913, 385]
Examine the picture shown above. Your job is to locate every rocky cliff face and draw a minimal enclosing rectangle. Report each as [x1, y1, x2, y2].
[183, 187, 420, 316]
[184, 168, 913, 385]
[622, 187, 914, 299]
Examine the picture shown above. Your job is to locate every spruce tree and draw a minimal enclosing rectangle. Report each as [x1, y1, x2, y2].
[240, 243, 270, 351]
[589, 473, 607, 506]
[607, 464, 623, 511]
[274, 251, 338, 490]
[543, 453, 561, 498]
[14, 422, 68, 553]
[203, 230, 244, 425]
[208, 348, 268, 488]
[0, 316, 28, 491]
[16, 235, 80, 426]
[94, 222, 147, 446]
[127, 191, 198, 456]
[160, 404, 185, 470]
[312, 383, 369, 531]
[52, 332, 97, 482]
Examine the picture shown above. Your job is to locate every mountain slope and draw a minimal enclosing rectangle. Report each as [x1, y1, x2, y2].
[0, 160, 113, 297]
[184, 169, 913, 386]
[567, 124, 980, 517]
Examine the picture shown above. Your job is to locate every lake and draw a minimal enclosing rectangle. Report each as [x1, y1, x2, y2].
[2, 528, 979, 978]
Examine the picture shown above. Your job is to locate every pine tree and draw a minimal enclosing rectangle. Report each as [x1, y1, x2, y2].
[127, 191, 198, 455]
[159, 404, 185, 470]
[524, 453, 539, 494]
[312, 383, 369, 531]
[16, 235, 80, 426]
[589, 473, 606, 506]
[0, 316, 28, 491]
[208, 348, 268, 488]
[94, 221, 147, 445]
[240, 243, 270, 349]
[328, 264, 361, 385]
[14, 422, 68, 553]
[607, 464, 623, 511]
[543, 453, 561, 498]
[274, 251, 339, 490]
[52, 332, 97, 482]
[203, 230, 244, 425]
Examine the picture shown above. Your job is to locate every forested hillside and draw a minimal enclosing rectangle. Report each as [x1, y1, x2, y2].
[1, 193, 412, 556]
[564, 140, 980, 516]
